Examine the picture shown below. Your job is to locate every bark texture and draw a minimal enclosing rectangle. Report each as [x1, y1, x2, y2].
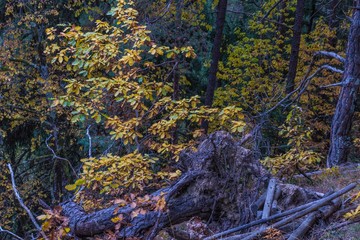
[204, 0, 227, 107]
[285, 0, 305, 94]
[327, 2, 360, 167]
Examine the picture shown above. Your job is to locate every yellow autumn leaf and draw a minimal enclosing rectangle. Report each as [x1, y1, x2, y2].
[65, 184, 77, 191]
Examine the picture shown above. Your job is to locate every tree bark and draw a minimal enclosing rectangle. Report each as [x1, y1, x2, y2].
[61, 132, 268, 238]
[202, 0, 227, 132]
[306, 0, 317, 34]
[285, 0, 305, 94]
[55, 132, 326, 239]
[204, 0, 227, 107]
[327, 1, 360, 167]
[328, 0, 339, 47]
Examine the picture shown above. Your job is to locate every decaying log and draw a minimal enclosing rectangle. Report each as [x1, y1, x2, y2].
[293, 163, 360, 179]
[287, 212, 318, 240]
[204, 189, 321, 240]
[61, 131, 269, 238]
[287, 199, 341, 240]
[222, 183, 356, 240]
[57, 131, 356, 239]
[262, 178, 277, 219]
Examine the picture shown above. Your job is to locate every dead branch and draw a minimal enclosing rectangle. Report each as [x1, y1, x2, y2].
[287, 199, 341, 240]
[45, 135, 78, 178]
[293, 163, 360, 179]
[259, 49, 345, 117]
[207, 182, 356, 240]
[325, 218, 360, 232]
[315, 51, 345, 64]
[225, 183, 357, 240]
[86, 125, 92, 158]
[7, 164, 48, 240]
[262, 178, 277, 219]
[205, 192, 320, 240]
[287, 212, 318, 240]
[259, 0, 284, 22]
[320, 82, 345, 88]
[0, 226, 24, 240]
[9, 58, 39, 69]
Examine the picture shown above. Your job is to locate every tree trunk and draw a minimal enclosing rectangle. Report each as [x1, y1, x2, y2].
[204, 0, 227, 107]
[60, 132, 324, 239]
[306, 0, 317, 34]
[61, 132, 269, 238]
[202, 0, 227, 132]
[285, 0, 305, 94]
[327, 1, 360, 167]
[328, 0, 339, 47]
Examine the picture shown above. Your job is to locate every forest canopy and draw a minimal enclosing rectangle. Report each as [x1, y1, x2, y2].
[0, 0, 360, 239]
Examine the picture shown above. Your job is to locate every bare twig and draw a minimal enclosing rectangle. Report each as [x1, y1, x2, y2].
[293, 163, 360, 179]
[260, 0, 284, 22]
[315, 51, 345, 63]
[260, 63, 343, 117]
[86, 125, 92, 158]
[257, 50, 345, 117]
[7, 164, 48, 240]
[325, 218, 360, 231]
[0, 226, 24, 240]
[147, 0, 173, 24]
[320, 82, 344, 88]
[45, 135, 78, 178]
[9, 58, 39, 69]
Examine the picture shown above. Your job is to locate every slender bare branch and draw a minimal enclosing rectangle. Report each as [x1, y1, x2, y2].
[260, 0, 284, 22]
[45, 135, 78, 177]
[0, 226, 24, 240]
[325, 218, 360, 232]
[147, 0, 173, 24]
[9, 58, 39, 69]
[321, 82, 345, 88]
[7, 164, 48, 240]
[86, 125, 92, 158]
[259, 62, 343, 117]
[315, 51, 346, 64]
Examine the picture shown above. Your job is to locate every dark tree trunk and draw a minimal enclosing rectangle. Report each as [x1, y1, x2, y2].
[285, 0, 305, 94]
[202, 0, 227, 132]
[306, 0, 317, 34]
[204, 0, 227, 107]
[328, 0, 339, 47]
[328, 0, 338, 28]
[278, 0, 287, 40]
[327, 1, 360, 167]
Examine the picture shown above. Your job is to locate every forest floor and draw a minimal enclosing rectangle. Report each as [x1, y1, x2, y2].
[292, 164, 360, 240]
[155, 164, 360, 240]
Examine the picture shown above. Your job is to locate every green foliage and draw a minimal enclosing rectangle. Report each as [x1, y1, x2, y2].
[0, 0, 358, 237]
[262, 107, 323, 178]
[46, 0, 246, 211]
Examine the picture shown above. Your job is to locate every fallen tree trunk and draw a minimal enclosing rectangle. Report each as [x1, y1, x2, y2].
[59, 131, 344, 239]
[61, 131, 270, 238]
